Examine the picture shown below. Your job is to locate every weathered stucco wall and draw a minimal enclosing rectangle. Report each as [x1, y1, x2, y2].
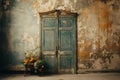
[0, 0, 120, 71]
[77, 0, 120, 70]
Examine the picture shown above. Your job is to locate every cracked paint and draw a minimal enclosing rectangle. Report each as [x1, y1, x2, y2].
[0, 0, 120, 71]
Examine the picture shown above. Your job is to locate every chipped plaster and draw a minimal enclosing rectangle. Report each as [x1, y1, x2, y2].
[0, 0, 120, 71]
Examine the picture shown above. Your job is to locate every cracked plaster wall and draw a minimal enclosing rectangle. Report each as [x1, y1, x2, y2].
[0, 0, 120, 71]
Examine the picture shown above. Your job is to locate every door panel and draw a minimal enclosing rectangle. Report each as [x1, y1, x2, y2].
[44, 55, 57, 72]
[42, 17, 58, 73]
[59, 17, 73, 27]
[43, 30, 55, 50]
[43, 18, 58, 27]
[60, 56, 72, 69]
[58, 17, 76, 73]
[60, 31, 72, 50]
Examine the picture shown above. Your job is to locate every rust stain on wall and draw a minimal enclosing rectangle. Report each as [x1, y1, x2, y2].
[98, 2, 112, 31]
[81, 8, 88, 19]
[77, 0, 120, 70]
[78, 40, 92, 60]
[78, 51, 90, 61]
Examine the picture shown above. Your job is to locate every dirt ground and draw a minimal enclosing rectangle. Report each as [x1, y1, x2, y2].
[0, 73, 120, 80]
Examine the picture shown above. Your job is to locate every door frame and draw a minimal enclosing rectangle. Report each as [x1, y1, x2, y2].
[39, 10, 77, 73]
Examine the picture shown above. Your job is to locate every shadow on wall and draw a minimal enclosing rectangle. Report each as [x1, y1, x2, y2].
[0, 0, 19, 71]
[0, 0, 40, 71]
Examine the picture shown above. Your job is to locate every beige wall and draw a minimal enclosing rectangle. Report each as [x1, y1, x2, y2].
[0, 0, 120, 71]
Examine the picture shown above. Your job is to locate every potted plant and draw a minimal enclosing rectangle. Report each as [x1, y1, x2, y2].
[23, 49, 45, 75]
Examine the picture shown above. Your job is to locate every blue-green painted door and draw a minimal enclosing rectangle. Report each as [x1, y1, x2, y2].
[41, 12, 76, 73]
[42, 17, 58, 73]
[58, 16, 76, 73]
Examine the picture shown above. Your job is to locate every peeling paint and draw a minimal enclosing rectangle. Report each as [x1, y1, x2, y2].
[77, 0, 120, 70]
[97, 1, 112, 32]
[0, 0, 120, 71]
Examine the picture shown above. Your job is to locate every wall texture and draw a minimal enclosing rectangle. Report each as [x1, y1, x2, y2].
[0, 0, 120, 72]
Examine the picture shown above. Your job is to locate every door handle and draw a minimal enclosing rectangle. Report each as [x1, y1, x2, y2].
[56, 46, 58, 57]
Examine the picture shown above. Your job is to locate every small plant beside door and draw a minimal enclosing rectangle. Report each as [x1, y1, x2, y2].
[23, 49, 45, 75]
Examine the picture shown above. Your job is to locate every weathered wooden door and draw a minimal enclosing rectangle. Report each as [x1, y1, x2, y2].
[40, 10, 77, 73]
